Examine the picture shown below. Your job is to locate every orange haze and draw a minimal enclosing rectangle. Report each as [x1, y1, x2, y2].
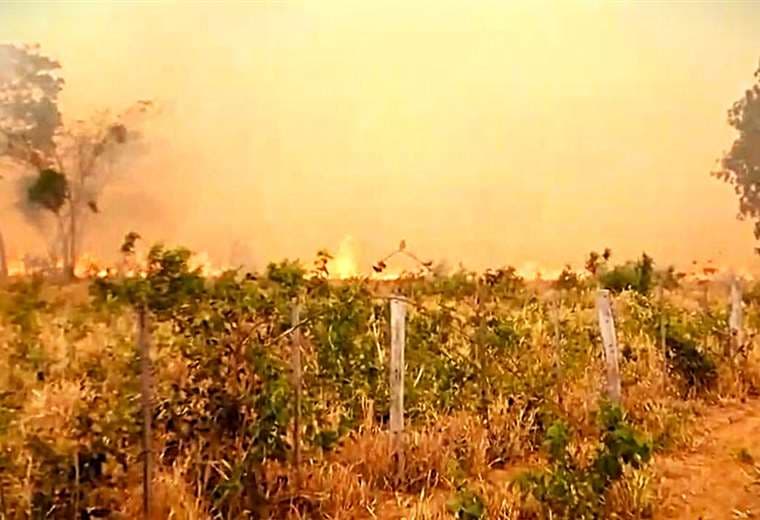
[2, 1, 760, 275]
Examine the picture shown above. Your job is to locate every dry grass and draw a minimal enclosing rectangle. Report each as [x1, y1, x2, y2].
[125, 402, 544, 519]
[603, 465, 655, 519]
[120, 461, 209, 520]
[715, 350, 760, 400]
[2, 279, 759, 518]
[335, 398, 541, 495]
[19, 379, 81, 437]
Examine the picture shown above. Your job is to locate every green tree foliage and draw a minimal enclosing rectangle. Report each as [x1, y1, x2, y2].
[655, 265, 683, 291]
[27, 168, 68, 214]
[598, 252, 655, 295]
[0, 44, 63, 160]
[481, 266, 525, 298]
[92, 243, 205, 314]
[713, 61, 760, 242]
[119, 231, 141, 255]
[584, 248, 612, 277]
[665, 325, 718, 396]
[554, 264, 584, 291]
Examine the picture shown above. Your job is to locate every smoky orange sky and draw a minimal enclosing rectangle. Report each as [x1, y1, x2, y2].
[2, 1, 760, 275]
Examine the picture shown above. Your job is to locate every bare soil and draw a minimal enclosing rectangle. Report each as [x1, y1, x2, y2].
[654, 399, 760, 519]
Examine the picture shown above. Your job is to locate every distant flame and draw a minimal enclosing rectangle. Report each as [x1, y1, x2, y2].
[516, 262, 563, 281]
[7, 260, 25, 277]
[327, 236, 360, 279]
[189, 251, 231, 277]
[372, 270, 404, 281]
[74, 252, 107, 278]
[2, 247, 756, 284]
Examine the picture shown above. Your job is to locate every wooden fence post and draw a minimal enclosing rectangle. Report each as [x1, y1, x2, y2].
[291, 303, 302, 492]
[389, 297, 406, 483]
[553, 291, 563, 406]
[0, 230, 8, 281]
[659, 286, 668, 389]
[728, 277, 743, 358]
[0, 475, 7, 520]
[74, 451, 80, 519]
[553, 292, 561, 347]
[137, 307, 152, 519]
[596, 290, 621, 404]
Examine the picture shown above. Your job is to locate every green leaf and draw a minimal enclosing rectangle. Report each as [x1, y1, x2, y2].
[27, 168, 68, 213]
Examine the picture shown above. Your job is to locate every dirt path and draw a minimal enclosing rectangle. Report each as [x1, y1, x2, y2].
[655, 399, 760, 519]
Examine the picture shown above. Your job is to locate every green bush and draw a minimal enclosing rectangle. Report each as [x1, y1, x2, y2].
[598, 253, 654, 295]
[447, 486, 486, 519]
[518, 404, 652, 519]
[665, 330, 717, 396]
[554, 265, 585, 291]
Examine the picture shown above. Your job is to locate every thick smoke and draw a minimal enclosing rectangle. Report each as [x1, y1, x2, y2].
[2, 3, 760, 273]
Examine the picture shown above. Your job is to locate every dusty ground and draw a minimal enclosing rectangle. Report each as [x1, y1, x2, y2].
[654, 399, 760, 519]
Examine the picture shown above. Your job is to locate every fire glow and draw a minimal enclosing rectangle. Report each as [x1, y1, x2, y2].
[3, 242, 756, 283]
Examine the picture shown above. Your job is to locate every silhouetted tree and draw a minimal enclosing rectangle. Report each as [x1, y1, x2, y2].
[713, 60, 760, 247]
[0, 43, 152, 279]
[0, 44, 63, 279]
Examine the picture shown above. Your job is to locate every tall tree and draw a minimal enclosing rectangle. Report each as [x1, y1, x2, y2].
[0, 44, 63, 279]
[1, 43, 151, 279]
[713, 61, 760, 245]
